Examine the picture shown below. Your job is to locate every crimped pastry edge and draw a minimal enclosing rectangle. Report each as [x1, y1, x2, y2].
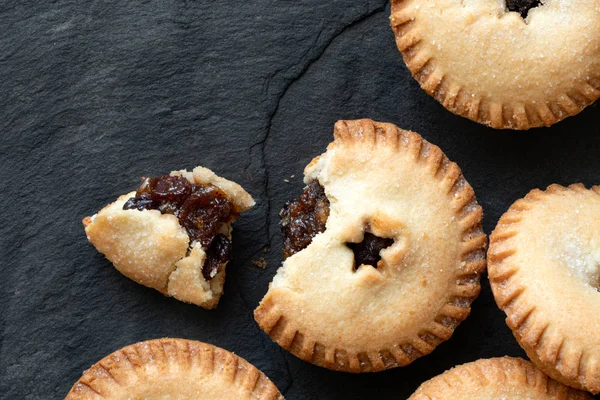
[255, 119, 487, 373]
[65, 338, 284, 400]
[488, 183, 600, 393]
[389, 1, 600, 130]
[409, 356, 593, 399]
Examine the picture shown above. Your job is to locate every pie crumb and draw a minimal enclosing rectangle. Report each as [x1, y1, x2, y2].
[252, 257, 267, 269]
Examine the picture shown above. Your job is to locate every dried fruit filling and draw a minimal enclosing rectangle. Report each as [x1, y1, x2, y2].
[280, 181, 330, 259]
[123, 175, 238, 280]
[506, 0, 541, 18]
[347, 233, 394, 270]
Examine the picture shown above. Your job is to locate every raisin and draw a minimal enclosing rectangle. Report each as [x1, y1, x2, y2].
[151, 175, 191, 201]
[123, 193, 156, 211]
[203, 234, 233, 280]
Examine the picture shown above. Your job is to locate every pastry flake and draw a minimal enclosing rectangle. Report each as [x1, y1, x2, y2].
[83, 166, 254, 309]
[65, 338, 284, 400]
[489, 183, 600, 393]
[254, 119, 487, 372]
[390, 0, 600, 129]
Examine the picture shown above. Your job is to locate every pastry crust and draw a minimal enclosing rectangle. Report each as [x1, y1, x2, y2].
[65, 338, 284, 400]
[488, 184, 600, 393]
[254, 119, 487, 372]
[390, 0, 600, 129]
[83, 166, 255, 309]
[409, 357, 593, 399]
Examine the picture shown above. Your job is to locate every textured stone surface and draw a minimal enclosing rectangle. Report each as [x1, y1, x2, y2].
[0, 1, 599, 399]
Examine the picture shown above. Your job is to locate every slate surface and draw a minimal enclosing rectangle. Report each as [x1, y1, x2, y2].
[1, 1, 599, 399]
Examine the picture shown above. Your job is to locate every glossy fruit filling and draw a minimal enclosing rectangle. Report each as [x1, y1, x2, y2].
[123, 175, 237, 280]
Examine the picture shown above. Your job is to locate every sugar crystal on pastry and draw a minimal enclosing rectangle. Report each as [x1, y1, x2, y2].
[547, 218, 600, 290]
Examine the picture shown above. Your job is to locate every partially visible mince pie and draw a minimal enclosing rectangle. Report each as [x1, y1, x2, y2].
[65, 338, 284, 400]
[254, 119, 487, 372]
[389, 0, 600, 129]
[489, 184, 600, 393]
[409, 357, 593, 399]
[83, 167, 254, 309]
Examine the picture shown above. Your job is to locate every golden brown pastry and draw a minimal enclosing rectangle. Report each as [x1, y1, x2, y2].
[65, 338, 284, 400]
[390, 0, 600, 129]
[255, 119, 487, 372]
[489, 184, 600, 393]
[409, 357, 593, 399]
[83, 166, 254, 309]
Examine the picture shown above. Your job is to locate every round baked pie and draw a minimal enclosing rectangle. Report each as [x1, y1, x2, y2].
[254, 119, 487, 372]
[488, 184, 600, 393]
[409, 357, 593, 399]
[83, 166, 254, 309]
[65, 338, 284, 400]
[389, 0, 600, 129]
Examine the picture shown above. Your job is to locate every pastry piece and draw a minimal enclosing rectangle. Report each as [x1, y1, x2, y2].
[409, 357, 593, 399]
[65, 338, 284, 400]
[489, 184, 600, 393]
[390, 0, 600, 129]
[255, 119, 487, 372]
[83, 166, 254, 309]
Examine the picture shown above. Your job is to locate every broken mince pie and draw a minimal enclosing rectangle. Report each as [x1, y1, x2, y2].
[489, 184, 600, 394]
[254, 119, 487, 372]
[83, 166, 254, 309]
[409, 357, 592, 399]
[390, 0, 600, 129]
[65, 338, 284, 400]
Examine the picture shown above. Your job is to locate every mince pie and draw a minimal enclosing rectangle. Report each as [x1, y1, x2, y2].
[83, 167, 254, 309]
[254, 119, 487, 372]
[390, 0, 600, 129]
[65, 338, 284, 400]
[489, 184, 600, 393]
[409, 357, 592, 399]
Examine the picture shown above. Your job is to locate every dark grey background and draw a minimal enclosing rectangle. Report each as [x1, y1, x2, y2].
[1, 1, 598, 399]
